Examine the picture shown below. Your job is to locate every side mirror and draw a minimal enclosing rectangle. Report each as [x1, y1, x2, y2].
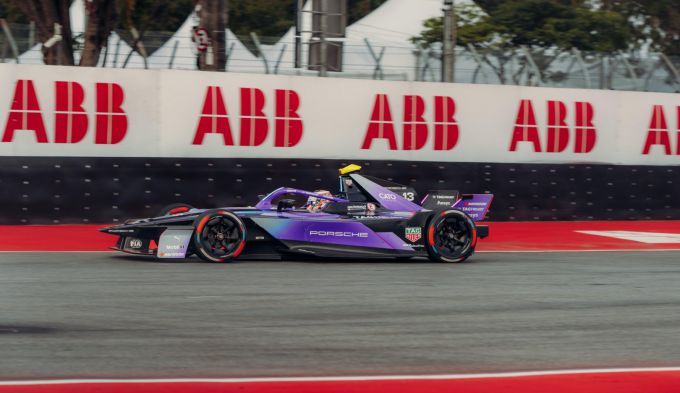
[277, 199, 296, 212]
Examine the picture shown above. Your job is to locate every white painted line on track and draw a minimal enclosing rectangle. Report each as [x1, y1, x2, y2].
[2, 367, 680, 385]
[576, 230, 680, 244]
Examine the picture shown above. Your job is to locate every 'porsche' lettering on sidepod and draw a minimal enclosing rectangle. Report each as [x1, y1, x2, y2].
[309, 231, 368, 238]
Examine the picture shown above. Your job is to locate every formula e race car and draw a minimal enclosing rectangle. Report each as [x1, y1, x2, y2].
[101, 164, 493, 263]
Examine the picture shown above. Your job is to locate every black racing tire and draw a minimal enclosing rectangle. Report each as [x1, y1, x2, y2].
[157, 203, 194, 217]
[425, 209, 477, 263]
[192, 210, 246, 263]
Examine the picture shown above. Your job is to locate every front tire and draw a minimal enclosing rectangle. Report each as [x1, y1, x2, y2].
[426, 210, 477, 263]
[192, 210, 246, 263]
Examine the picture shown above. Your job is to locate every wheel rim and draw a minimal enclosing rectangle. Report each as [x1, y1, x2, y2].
[433, 215, 472, 259]
[198, 216, 241, 258]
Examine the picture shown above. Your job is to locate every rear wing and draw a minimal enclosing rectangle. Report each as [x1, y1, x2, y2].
[420, 190, 460, 210]
[453, 194, 494, 222]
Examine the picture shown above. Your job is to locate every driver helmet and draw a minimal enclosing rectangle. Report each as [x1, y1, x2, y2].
[306, 190, 332, 212]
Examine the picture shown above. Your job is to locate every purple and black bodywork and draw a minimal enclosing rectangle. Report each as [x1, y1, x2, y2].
[100, 165, 493, 263]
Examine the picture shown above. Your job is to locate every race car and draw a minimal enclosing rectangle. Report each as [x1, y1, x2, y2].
[100, 164, 493, 263]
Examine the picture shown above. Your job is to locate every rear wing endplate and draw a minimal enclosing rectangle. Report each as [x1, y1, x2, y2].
[452, 194, 493, 222]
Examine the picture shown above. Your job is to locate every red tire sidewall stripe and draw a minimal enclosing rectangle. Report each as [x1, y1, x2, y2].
[168, 207, 190, 215]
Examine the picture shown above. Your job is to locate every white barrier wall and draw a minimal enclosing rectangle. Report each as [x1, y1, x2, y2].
[0, 64, 678, 165]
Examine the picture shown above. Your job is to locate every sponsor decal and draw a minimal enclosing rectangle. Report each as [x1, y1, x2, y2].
[163, 244, 184, 250]
[309, 230, 368, 238]
[405, 227, 422, 242]
[108, 229, 134, 233]
[378, 192, 397, 200]
[128, 239, 143, 249]
[347, 204, 367, 212]
[157, 229, 193, 259]
[367, 203, 376, 211]
[159, 252, 185, 258]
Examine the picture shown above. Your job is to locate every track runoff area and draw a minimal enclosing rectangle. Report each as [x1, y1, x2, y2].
[1, 221, 680, 393]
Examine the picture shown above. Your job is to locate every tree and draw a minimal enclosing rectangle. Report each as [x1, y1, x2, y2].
[12, 0, 119, 66]
[119, 0, 192, 32]
[414, 0, 632, 52]
[602, 0, 680, 56]
[0, 0, 28, 23]
[227, 0, 387, 40]
[412, 0, 634, 84]
[80, 0, 118, 66]
[15, 0, 75, 65]
[196, 0, 228, 71]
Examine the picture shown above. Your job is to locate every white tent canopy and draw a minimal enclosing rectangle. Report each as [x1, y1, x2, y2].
[16, 0, 479, 80]
[262, 0, 480, 80]
[147, 12, 265, 72]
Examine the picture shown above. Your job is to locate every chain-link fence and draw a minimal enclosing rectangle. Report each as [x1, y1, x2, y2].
[1, 23, 679, 93]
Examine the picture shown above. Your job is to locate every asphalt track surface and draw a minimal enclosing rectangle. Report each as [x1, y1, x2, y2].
[1, 251, 680, 380]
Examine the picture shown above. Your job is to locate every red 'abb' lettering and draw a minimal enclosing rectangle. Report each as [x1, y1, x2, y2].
[2, 80, 48, 143]
[240, 88, 267, 146]
[509, 99, 596, 153]
[434, 96, 459, 150]
[362, 94, 398, 150]
[95, 83, 127, 144]
[193, 86, 234, 145]
[547, 100, 568, 152]
[641, 105, 680, 155]
[574, 102, 596, 153]
[55, 81, 88, 143]
[1, 80, 128, 145]
[192, 87, 304, 147]
[643, 105, 672, 155]
[403, 95, 427, 150]
[274, 89, 303, 147]
[361, 94, 459, 151]
[509, 99, 541, 152]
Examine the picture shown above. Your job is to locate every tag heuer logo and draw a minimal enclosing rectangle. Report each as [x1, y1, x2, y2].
[405, 227, 422, 242]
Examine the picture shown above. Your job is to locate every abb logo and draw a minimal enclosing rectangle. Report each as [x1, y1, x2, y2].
[510, 99, 596, 153]
[0, 79, 127, 144]
[642, 105, 680, 155]
[192, 86, 303, 147]
[361, 94, 459, 150]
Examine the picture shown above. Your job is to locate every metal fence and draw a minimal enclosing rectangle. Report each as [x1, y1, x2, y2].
[1, 23, 679, 93]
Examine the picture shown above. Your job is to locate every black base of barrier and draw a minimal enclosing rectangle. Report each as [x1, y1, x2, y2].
[1, 157, 678, 224]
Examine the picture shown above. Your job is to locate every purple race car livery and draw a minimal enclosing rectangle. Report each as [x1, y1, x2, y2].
[101, 165, 493, 263]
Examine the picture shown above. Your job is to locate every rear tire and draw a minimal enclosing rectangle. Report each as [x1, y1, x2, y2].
[192, 210, 246, 263]
[157, 203, 194, 217]
[425, 210, 477, 263]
